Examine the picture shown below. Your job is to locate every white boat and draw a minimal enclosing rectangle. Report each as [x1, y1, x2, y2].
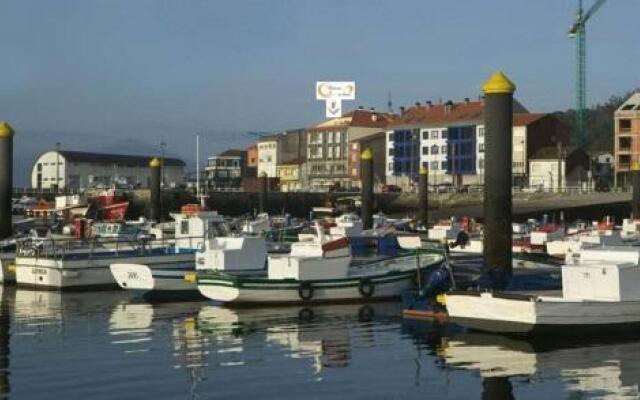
[242, 213, 271, 235]
[328, 213, 363, 237]
[529, 224, 565, 246]
[546, 229, 625, 258]
[110, 205, 227, 295]
[445, 248, 640, 335]
[195, 230, 443, 305]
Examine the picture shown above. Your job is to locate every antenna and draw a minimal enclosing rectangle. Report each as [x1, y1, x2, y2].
[387, 90, 393, 113]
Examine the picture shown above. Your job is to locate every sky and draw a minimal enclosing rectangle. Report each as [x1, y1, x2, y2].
[0, 0, 639, 185]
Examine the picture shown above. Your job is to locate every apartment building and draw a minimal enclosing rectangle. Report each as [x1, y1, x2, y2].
[614, 92, 640, 187]
[385, 99, 570, 189]
[306, 109, 395, 189]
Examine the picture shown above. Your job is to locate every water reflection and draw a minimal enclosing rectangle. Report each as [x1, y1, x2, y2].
[7, 288, 640, 399]
[0, 287, 10, 399]
[440, 332, 640, 399]
[196, 303, 402, 374]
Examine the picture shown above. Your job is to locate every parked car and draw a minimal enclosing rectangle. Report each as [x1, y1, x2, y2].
[381, 184, 402, 193]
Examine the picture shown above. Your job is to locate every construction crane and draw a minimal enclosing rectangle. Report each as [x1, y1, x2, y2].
[568, 0, 608, 149]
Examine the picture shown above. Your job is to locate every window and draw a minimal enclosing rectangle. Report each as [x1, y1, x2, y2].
[478, 127, 485, 137]
[478, 143, 484, 152]
[430, 161, 438, 170]
[422, 131, 428, 140]
[441, 130, 448, 139]
[388, 162, 393, 171]
[441, 161, 447, 170]
[431, 145, 439, 155]
[181, 220, 189, 235]
[430, 131, 438, 139]
[388, 132, 394, 141]
[388, 148, 394, 156]
[422, 161, 428, 168]
[422, 146, 429, 155]
[619, 119, 632, 131]
[335, 131, 341, 142]
[479, 158, 485, 169]
[441, 145, 447, 153]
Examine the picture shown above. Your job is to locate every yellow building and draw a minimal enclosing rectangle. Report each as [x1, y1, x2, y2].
[277, 163, 300, 192]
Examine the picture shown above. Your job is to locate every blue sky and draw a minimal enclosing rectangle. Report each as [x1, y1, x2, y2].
[0, 0, 638, 184]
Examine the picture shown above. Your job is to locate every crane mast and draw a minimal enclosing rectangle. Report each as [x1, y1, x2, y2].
[568, 0, 608, 149]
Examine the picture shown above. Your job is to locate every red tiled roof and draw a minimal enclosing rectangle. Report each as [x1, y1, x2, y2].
[390, 101, 484, 127]
[307, 109, 397, 131]
[389, 100, 540, 128]
[348, 109, 397, 128]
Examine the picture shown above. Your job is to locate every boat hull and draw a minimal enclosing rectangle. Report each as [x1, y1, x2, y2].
[16, 252, 195, 290]
[446, 291, 640, 335]
[0, 253, 16, 283]
[198, 255, 443, 305]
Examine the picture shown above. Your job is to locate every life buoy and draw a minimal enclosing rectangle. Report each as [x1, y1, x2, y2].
[358, 278, 375, 298]
[298, 282, 313, 301]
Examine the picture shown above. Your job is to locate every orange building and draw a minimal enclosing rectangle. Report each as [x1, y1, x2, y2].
[614, 92, 640, 187]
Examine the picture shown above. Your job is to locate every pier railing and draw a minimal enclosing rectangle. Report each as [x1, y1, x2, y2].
[15, 235, 206, 261]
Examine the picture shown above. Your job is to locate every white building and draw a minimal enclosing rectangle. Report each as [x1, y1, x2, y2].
[257, 140, 278, 178]
[385, 99, 569, 189]
[31, 150, 185, 190]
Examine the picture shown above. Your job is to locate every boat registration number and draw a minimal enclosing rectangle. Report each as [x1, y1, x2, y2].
[32, 268, 48, 275]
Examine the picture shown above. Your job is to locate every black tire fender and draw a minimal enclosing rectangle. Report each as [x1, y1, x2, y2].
[358, 278, 375, 298]
[298, 281, 313, 301]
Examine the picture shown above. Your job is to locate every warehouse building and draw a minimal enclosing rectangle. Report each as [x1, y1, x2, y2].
[31, 150, 185, 190]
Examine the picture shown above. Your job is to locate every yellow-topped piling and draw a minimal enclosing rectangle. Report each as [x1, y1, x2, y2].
[361, 147, 373, 160]
[149, 157, 161, 168]
[482, 71, 516, 95]
[0, 122, 14, 138]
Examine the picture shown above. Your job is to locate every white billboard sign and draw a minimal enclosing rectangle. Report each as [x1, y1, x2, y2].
[316, 81, 356, 100]
[325, 98, 342, 118]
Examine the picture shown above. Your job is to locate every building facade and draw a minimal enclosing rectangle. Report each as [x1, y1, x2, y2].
[348, 131, 387, 189]
[31, 150, 185, 190]
[528, 146, 590, 190]
[614, 92, 640, 187]
[306, 109, 395, 190]
[385, 99, 570, 189]
[205, 149, 246, 190]
[257, 139, 278, 178]
[276, 163, 300, 192]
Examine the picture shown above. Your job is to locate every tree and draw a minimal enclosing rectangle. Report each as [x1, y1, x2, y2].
[552, 90, 639, 152]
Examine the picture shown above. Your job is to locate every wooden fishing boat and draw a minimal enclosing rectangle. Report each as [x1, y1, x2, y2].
[195, 231, 443, 305]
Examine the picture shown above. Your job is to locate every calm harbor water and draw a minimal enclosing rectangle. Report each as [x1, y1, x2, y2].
[0, 287, 638, 399]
